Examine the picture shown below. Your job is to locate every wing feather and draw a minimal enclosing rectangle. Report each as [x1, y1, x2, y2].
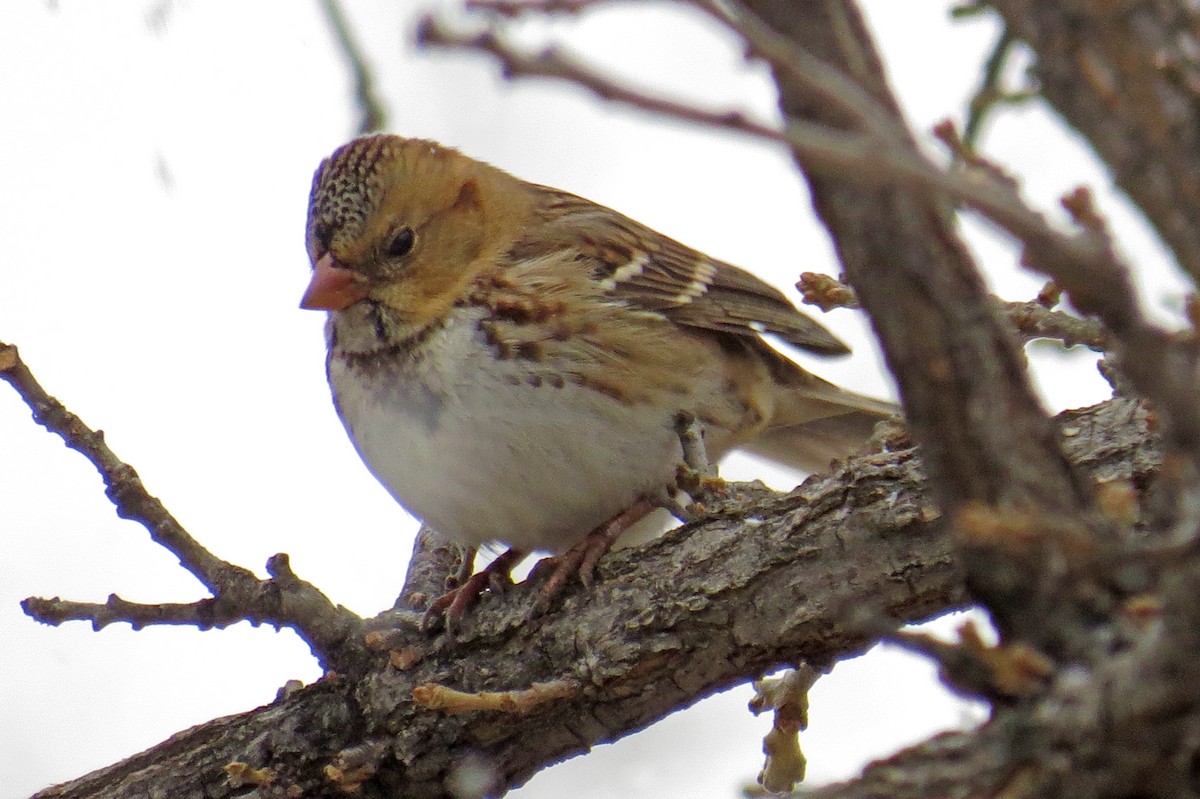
[520, 187, 850, 356]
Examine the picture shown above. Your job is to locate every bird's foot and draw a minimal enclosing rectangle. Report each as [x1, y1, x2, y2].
[424, 547, 525, 631]
[528, 498, 655, 614]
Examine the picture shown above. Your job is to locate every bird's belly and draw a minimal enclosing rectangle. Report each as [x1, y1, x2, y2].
[329, 352, 681, 552]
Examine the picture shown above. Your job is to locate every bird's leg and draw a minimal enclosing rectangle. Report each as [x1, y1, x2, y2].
[425, 547, 526, 629]
[531, 417, 716, 610]
[673, 412, 727, 514]
[675, 412, 717, 479]
[433, 418, 720, 620]
[531, 497, 656, 614]
[452, 544, 478, 588]
[393, 527, 475, 611]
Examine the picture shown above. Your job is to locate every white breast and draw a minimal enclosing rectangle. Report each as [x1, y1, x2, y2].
[327, 309, 682, 552]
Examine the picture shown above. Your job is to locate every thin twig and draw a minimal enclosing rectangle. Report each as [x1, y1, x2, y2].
[1003, 298, 1109, 351]
[416, 9, 1110, 295]
[417, 16, 784, 141]
[0, 342, 250, 593]
[1, 342, 364, 669]
[689, 0, 908, 143]
[23, 594, 232, 632]
[319, 0, 387, 135]
[798, 273, 1109, 351]
[962, 28, 1036, 151]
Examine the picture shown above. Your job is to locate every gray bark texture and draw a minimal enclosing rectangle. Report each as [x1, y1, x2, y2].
[30, 399, 1164, 799]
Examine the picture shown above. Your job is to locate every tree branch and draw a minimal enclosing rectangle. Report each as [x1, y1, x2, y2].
[797, 273, 1111, 351]
[1, 342, 365, 670]
[25, 395, 1158, 799]
[417, 14, 785, 141]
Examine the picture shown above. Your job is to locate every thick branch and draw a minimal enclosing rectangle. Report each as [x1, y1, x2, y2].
[748, 0, 1091, 515]
[28, 397, 1157, 799]
[732, 1, 1112, 659]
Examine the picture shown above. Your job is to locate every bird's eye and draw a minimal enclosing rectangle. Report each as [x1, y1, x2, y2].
[311, 222, 332, 256]
[387, 227, 415, 258]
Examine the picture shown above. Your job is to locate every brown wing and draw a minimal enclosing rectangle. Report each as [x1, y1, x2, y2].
[518, 187, 850, 357]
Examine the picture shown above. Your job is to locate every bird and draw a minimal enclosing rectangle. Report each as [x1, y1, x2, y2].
[300, 134, 897, 618]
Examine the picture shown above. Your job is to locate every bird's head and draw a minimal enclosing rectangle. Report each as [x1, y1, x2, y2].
[300, 135, 528, 333]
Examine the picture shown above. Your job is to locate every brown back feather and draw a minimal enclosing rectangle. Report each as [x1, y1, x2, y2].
[520, 187, 851, 357]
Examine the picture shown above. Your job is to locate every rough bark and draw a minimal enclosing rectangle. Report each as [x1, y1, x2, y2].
[743, 0, 1115, 661]
[31, 399, 1156, 799]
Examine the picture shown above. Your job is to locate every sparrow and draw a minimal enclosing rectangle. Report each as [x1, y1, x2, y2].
[300, 134, 896, 616]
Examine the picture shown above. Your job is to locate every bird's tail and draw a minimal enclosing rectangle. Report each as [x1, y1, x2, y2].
[741, 377, 899, 474]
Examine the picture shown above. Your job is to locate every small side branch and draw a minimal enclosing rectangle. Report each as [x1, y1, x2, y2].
[1, 342, 365, 670]
[962, 28, 1035, 151]
[0, 344, 241, 590]
[797, 274, 1110, 351]
[23, 594, 230, 631]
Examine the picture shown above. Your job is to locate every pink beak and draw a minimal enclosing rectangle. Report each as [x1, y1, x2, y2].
[300, 254, 369, 310]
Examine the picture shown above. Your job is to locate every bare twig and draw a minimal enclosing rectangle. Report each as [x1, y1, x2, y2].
[1, 342, 364, 670]
[412, 678, 580, 714]
[417, 15, 784, 141]
[1003, 297, 1109, 351]
[798, 273, 1109, 351]
[962, 28, 1035, 151]
[23, 594, 234, 632]
[0, 342, 249, 592]
[319, 0, 386, 135]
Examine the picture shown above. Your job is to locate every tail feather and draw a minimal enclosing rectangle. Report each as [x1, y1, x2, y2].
[741, 409, 895, 474]
[743, 382, 899, 474]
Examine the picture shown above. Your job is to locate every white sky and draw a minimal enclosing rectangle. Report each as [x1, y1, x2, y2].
[1, 3, 1188, 798]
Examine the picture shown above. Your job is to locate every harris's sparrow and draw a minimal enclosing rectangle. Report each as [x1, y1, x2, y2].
[300, 135, 896, 614]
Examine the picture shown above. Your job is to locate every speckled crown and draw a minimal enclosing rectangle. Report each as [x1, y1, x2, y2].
[307, 135, 395, 254]
[306, 136, 465, 258]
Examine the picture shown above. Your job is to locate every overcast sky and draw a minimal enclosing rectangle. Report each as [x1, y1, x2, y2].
[1, 3, 1188, 799]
